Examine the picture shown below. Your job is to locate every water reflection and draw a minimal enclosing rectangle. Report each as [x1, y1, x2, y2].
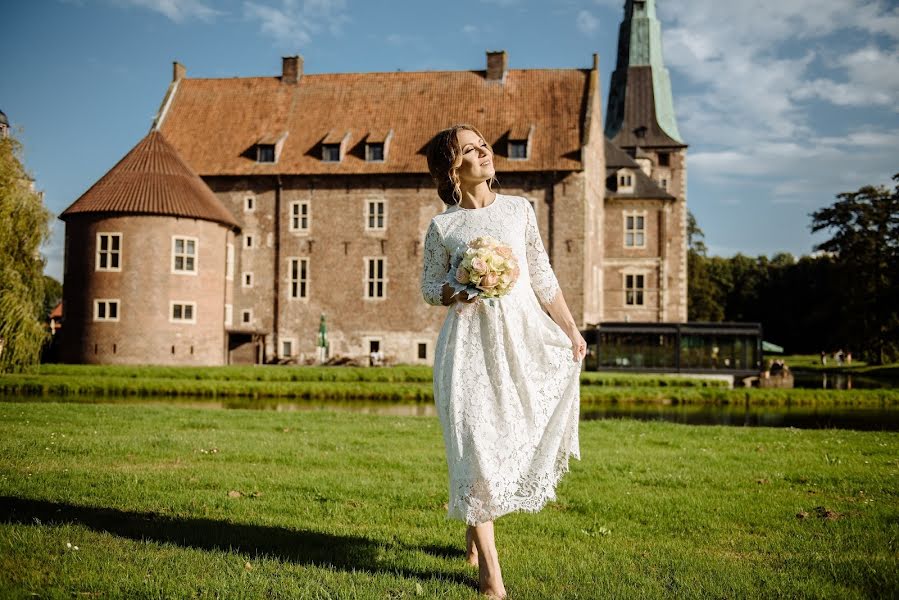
[5, 395, 899, 431]
[581, 403, 899, 431]
[792, 372, 898, 390]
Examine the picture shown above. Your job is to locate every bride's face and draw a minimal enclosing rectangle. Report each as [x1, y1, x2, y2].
[455, 129, 495, 185]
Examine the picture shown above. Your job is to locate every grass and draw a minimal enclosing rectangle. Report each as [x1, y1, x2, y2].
[2, 365, 897, 407]
[785, 354, 899, 379]
[34, 364, 729, 388]
[0, 402, 896, 598]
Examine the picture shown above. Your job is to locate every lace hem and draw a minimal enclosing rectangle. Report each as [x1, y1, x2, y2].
[446, 447, 581, 526]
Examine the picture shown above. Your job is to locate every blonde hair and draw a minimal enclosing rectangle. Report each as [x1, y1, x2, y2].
[426, 124, 497, 206]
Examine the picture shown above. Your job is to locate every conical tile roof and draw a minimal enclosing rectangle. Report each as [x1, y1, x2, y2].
[61, 130, 239, 229]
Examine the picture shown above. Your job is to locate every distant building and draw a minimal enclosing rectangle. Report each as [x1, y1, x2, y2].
[59, 0, 687, 366]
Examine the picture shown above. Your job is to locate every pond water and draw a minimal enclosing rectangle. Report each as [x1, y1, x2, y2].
[792, 371, 899, 390]
[5, 395, 899, 432]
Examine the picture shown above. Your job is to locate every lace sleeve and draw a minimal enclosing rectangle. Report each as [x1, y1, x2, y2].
[420, 220, 449, 306]
[525, 200, 561, 305]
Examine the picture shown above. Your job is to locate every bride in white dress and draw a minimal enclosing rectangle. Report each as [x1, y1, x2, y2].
[420, 124, 587, 599]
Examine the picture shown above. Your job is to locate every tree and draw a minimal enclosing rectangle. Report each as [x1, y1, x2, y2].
[810, 175, 899, 364]
[0, 131, 51, 373]
[42, 274, 62, 319]
[686, 211, 725, 321]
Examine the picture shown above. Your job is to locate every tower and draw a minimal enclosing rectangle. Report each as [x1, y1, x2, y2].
[605, 0, 688, 321]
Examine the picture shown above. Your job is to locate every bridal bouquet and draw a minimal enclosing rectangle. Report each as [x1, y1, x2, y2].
[446, 236, 520, 301]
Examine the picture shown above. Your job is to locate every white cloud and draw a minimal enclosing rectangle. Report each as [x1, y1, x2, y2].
[243, 0, 349, 47]
[690, 128, 899, 204]
[115, 0, 221, 23]
[793, 46, 899, 109]
[576, 10, 599, 35]
[653, 0, 899, 205]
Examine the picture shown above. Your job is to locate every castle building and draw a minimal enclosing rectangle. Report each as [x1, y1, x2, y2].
[59, 0, 687, 366]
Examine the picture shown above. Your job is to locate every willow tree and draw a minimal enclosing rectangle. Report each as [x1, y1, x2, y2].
[0, 131, 51, 373]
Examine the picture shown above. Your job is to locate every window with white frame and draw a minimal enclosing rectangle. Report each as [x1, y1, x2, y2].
[226, 243, 234, 281]
[244, 196, 255, 212]
[170, 301, 196, 323]
[224, 304, 233, 327]
[618, 170, 634, 192]
[172, 237, 198, 274]
[658, 177, 668, 190]
[96, 233, 122, 271]
[94, 299, 120, 322]
[365, 199, 386, 231]
[625, 274, 645, 306]
[245, 234, 254, 249]
[241, 309, 253, 325]
[280, 338, 295, 358]
[288, 257, 309, 299]
[365, 257, 386, 299]
[366, 143, 385, 162]
[289, 200, 310, 232]
[624, 212, 646, 248]
[242, 272, 254, 288]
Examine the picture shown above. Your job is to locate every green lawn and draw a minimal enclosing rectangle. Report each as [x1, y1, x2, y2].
[2, 364, 897, 406]
[1, 402, 896, 598]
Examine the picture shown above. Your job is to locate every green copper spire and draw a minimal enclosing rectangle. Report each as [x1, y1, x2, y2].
[605, 0, 683, 145]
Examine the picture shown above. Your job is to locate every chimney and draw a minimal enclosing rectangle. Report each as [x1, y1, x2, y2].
[592, 53, 599, 71]
[282, 55, 303, 84]
[173, 61, 186, 82]
[486, 50, 508, 82]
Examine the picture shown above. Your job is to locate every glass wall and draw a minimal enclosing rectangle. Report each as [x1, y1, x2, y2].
[585, 323, 762, 374]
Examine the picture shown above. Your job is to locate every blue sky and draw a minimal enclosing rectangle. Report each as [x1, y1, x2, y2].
[3, 0, 898, 280]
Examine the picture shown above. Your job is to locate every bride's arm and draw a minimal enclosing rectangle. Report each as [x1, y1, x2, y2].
[544, 289, 587, 362]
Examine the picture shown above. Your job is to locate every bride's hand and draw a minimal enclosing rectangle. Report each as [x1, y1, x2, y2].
[455, 291, 479, 304]
[568, 330, 587, 363]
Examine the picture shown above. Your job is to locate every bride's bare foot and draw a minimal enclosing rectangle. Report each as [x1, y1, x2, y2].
[478, 553, 506, 599]
[465, 527, 479, 567]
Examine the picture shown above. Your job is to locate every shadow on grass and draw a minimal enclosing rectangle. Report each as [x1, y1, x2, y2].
[0, 496, 471, 587]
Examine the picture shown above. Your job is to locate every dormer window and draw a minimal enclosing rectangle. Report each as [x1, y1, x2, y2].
[507, 124, 534, 160]
[255, 131, 287, 164]
[322, 130, 350, 162]
[509, 141, 527, 159]
[617, 169, 634, 192]
[257, 145, 275, 163]
[322, 144, 341, 162]
[367, 143, 384, 161]
[365, 129, 393, 162]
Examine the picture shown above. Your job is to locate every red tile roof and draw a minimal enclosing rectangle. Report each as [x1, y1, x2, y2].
[60, 131, 239, 228]
[157, 69, 590, 176]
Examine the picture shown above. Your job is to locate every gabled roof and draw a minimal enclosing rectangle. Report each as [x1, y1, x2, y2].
[605, 138, 675, 201]
[157, 69, 590, 176]
[60, 131, 239, 229]
[604, 138, 640, 168]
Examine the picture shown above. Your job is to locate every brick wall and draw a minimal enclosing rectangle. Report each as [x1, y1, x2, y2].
[60, 215, 232, 365]
[206, 172, 588, 364]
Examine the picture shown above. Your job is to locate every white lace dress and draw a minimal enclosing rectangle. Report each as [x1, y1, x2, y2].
[420, 193, 581, 525]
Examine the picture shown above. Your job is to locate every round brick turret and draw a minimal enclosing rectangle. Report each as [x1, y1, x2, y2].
[59, 131, 239, 365]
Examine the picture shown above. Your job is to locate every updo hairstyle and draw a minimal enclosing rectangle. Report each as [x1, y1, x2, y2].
[426, 124, 497, 206]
